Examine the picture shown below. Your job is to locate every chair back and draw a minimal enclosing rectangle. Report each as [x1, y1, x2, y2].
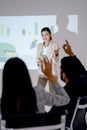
[70, 96, 87, 130]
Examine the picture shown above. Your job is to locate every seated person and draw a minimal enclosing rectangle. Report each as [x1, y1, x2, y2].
[55, 40, 87, 127]
[1, 57, 70, 128]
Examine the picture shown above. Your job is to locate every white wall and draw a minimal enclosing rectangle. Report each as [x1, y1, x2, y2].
[0, 0, 87, 97]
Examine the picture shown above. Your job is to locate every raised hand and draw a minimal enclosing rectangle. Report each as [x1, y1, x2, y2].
[62, 39, 75, 56]
[40, 57, 57, 83]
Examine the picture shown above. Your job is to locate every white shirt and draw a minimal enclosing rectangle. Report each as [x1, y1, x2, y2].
[42, 45, 48, 55]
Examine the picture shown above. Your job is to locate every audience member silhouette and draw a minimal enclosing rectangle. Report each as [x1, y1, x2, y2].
[50, 40, 87, 127]
[1, 57, 38, 128]
[1, 57, 70, 128]
[60, 40, 87, 127]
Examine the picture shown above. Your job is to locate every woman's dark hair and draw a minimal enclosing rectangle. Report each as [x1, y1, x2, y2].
[61, 56, 86, 82]
[41, 27, 52, 40]
[1, 57, 38, 119]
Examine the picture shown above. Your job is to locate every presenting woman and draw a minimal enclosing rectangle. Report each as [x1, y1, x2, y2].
[36, 27, 59, 93]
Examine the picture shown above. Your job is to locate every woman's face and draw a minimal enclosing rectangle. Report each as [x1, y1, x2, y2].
[41, 30, 51, 43]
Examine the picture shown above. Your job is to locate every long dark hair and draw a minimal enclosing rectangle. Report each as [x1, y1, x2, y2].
[41, 27, 52, 40]
[1, 57, 38, 119]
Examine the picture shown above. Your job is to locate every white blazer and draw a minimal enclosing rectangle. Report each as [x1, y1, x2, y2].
[36, 40, 59, 77]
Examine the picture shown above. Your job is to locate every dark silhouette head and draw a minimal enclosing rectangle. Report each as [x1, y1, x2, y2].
[61, 56, 86, 82]
[1, 57, 37, 119]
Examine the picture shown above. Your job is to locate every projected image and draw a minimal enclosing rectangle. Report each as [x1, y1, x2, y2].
[0, 42, 17, 62]
[0, 15, 78, 69]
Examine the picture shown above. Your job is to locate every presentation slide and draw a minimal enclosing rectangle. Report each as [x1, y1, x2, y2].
[0, 15, 78, 69]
